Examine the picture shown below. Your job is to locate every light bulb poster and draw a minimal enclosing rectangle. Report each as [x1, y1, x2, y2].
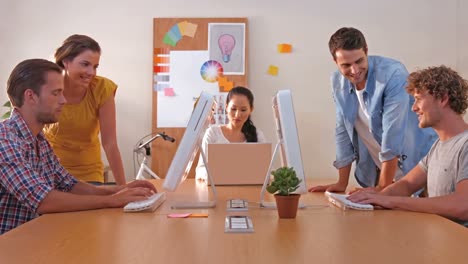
[208, 23, 245, 75]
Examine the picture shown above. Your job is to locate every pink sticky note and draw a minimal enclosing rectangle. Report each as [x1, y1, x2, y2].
[164, 88, 175, 96]
[168, 213, 191, 218]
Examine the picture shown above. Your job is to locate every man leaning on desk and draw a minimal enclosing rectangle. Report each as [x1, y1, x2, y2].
[349, 65, 468, 226]
[0, 59, 156, 235]
[309, 27, 437, 193]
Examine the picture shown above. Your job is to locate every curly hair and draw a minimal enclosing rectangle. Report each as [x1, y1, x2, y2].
[406, 65, 468, 115]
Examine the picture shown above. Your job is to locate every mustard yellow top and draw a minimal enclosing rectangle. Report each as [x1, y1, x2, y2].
[44, 76, 117, 183]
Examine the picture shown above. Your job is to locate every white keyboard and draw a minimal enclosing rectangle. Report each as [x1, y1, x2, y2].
[325, 191, 373, 211]
[123, 192, 166, 212]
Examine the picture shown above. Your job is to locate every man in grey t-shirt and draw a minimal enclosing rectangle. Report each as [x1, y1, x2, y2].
[348, 65, 468, 225]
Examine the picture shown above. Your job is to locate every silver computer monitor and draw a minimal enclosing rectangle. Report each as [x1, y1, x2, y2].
[163, 91, 214, 192]
[272, 89, 307, 194]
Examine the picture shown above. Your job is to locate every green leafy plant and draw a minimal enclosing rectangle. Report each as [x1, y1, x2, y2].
[2, 101, 11, 120]
[266, 167, 301, 196]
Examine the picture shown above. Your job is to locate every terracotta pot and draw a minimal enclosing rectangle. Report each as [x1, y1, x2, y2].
[274, 194, 301, 218]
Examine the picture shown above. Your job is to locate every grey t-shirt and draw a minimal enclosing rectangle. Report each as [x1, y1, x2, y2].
[419, 130, 468, 197]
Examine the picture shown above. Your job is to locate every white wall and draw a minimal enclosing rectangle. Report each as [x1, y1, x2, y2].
[0, 0, 466, 182]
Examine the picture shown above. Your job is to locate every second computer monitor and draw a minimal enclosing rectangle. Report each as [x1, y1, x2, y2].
[272, 90, 307, 194]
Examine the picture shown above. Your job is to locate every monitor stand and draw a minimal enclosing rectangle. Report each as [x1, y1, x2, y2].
[170, 145, 218, 209]
[259, 139, 281, 208]
[259, 139, 306, 209]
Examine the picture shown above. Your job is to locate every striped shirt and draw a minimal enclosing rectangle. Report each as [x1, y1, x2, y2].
[0, 109, 77, 234]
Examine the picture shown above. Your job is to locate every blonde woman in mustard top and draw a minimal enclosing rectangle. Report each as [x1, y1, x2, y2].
[44, 35, 126, 185]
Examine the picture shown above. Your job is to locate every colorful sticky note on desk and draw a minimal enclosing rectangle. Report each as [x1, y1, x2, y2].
[167, 213, 208, 218]
[267, 65, 279, 76]
[188, 213, 209, 218]
[277, 43, 292, 53]
[168, 213, 191, 218]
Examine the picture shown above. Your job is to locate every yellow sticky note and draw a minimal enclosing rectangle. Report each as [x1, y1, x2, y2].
[267, 65, 279, 76]
[277, 43, 292, 53]
[178, 21, 188, 36]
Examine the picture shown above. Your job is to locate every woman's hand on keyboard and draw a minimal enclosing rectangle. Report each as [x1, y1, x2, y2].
[126, 180, 158, 193]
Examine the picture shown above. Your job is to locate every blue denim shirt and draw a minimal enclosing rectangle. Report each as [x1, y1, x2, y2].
[331, 56, 437, 187]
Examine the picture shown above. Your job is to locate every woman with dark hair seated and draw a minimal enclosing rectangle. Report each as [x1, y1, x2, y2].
[196, 86, 265, 180]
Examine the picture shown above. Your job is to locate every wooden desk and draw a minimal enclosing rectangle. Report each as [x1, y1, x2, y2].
[1, 179, 467, 264]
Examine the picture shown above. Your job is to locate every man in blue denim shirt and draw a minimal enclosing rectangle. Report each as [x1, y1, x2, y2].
[310, 27, 436, 192]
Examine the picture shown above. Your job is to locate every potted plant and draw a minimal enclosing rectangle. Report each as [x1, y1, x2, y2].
[266, 166, 302, 218]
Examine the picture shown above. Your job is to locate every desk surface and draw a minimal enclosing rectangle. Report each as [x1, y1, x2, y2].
[1, 179, 467, 264]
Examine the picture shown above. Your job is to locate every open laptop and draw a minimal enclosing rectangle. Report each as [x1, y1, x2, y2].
[207, 143, 272, 185]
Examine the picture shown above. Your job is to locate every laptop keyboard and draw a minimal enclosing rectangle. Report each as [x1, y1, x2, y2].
[123, 192, 166, 212]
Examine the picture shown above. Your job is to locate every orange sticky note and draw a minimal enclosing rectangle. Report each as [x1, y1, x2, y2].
[188, 213, 208, 218]
[267, 65, 279, 76]
[277, 43, 292, 53]
[218, 76, 234, 92]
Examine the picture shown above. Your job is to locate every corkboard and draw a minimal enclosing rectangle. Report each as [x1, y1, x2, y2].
[152, 18, 248, 178]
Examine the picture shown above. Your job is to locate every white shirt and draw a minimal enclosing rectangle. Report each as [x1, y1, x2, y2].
[354, 89, 403, 179]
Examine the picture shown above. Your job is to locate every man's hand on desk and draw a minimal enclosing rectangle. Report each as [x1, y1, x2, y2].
[347, 190, 394, 209]
[308, 182, 347, 193]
